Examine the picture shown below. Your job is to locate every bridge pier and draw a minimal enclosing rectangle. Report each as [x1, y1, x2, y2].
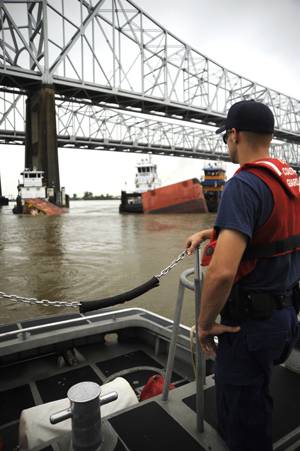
[25, 85, 61, 197]
[0, 172, 9, 206]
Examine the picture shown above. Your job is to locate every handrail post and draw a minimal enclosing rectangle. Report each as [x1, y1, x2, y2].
[162, 280, 185, 401]
[194, 247, 205, 432]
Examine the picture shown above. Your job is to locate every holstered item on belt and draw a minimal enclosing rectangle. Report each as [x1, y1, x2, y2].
[221, 284, 296, 321]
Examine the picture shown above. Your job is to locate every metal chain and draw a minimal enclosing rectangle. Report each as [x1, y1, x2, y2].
[155, 249, 187, 280]
[0, 250, 188, 308]
[0, 292, 81, 308]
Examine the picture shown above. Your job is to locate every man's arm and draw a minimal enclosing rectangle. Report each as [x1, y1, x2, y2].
[198, 228, 248, 355]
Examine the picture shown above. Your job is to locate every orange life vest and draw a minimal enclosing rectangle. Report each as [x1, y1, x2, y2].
[202, 158, 300, 282]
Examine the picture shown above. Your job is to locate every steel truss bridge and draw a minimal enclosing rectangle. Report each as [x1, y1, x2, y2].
[1, 92, 299, 166]
[0, 0, 300, 168]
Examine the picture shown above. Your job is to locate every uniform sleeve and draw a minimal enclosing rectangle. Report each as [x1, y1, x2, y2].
[214, 175, 271, 240]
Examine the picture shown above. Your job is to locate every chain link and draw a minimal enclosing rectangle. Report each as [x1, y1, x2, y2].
[155, 249, 187, 279]
[0, 250, 188, 308]
[0, 291, 81, 308]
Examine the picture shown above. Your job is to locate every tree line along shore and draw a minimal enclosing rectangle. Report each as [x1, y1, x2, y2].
[71, 192, 120, 201]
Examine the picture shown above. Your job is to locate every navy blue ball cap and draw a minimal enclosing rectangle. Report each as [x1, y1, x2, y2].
[216, 100, 275, 134]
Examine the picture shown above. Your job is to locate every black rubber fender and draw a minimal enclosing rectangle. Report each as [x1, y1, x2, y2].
[79, 276, 160, 313]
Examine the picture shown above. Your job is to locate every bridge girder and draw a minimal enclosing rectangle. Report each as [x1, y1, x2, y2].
[0, 0, 300, 145]
[0, 91, 299, 168]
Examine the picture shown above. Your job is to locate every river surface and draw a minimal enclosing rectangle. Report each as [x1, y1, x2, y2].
[0, 201, 215, 326]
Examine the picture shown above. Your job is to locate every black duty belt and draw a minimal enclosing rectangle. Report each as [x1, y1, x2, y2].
[221, 287, 298, 322]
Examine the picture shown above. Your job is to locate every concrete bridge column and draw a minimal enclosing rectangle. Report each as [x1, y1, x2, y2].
[25, 85, 60, 193]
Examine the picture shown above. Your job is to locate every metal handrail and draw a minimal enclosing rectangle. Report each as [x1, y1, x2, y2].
[162, 248, 205, 433]
[0, 307, 150, 340]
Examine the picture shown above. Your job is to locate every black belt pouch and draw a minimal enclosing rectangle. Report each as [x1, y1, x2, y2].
[248, 293, 274, 320]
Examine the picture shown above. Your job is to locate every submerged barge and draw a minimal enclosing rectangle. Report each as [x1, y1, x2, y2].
[0, 262, 300, 450]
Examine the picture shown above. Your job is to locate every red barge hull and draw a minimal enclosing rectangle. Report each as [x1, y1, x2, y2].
[120, 178, 208, 214]
[142, 178, 208, 213]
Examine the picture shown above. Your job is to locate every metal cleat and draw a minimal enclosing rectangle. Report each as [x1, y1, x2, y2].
[50, 381, 118, 451]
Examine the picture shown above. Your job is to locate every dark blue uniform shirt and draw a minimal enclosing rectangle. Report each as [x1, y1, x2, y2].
[215, 170, 300, 293]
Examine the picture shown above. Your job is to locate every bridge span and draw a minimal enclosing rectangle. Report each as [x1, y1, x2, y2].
[1, 94, 299, 168]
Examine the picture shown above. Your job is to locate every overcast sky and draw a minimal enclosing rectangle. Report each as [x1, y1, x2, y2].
[1, 0, 300, 197]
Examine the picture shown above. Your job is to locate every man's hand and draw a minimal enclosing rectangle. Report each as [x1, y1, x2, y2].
[198, 322, 240, 357]
[185, 228, 213, 255]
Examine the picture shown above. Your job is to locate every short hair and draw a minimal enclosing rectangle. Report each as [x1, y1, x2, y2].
[241, 131, 273, 147]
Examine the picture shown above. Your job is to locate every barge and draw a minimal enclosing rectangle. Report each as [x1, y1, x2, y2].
[120, 158, 208, 214]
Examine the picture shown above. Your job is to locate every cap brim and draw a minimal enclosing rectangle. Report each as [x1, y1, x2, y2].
[215, 124, 226, 134]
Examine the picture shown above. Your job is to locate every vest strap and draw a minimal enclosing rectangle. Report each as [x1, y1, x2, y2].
[244, 233, 300, 259]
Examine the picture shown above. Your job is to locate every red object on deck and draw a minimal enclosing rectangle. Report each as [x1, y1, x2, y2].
[140, 374, 175, 401]
[25, 198, 65, 216]
[142, 178, 208, 213]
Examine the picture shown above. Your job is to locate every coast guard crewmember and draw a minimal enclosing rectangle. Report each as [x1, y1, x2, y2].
[186, 100, 300, 451]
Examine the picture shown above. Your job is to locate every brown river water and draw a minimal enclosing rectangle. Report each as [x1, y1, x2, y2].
[0, 200, 215, 326]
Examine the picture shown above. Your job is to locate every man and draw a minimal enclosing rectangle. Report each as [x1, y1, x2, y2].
[186, 100, 300, 451]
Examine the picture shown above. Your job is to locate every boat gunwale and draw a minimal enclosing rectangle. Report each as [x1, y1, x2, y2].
[0, 307, 192, 357]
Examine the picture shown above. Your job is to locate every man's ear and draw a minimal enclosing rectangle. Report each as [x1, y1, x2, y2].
[232, 128, 239, 144]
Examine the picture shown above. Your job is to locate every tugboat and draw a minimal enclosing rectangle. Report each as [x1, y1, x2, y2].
[120, 158, 208, 214]
[201, 163, 226, 212]
[12, 168, 69, 215]
[119, 157, 161, 213]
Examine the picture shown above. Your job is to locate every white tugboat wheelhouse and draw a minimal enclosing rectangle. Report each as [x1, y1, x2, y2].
[135, 157, 162, 193]
[18, 168, 46, 200]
